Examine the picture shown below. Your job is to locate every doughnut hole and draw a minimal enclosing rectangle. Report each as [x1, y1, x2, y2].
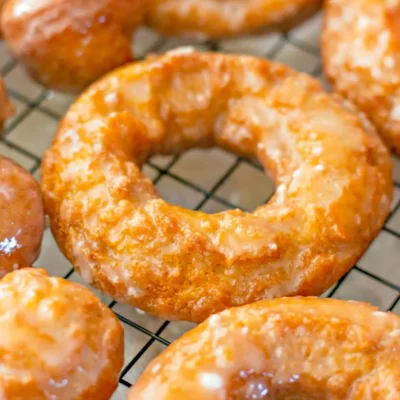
[1, 0, 145, 92]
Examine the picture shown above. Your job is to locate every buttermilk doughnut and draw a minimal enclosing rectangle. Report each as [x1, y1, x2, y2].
[0, 0, 146, 92]
[146, 0, 322, 39]
[128, 297, 400, 399]
[323, 0, 400, 155]
[0, 268, 124, 399]
[41, 50, 392, 323]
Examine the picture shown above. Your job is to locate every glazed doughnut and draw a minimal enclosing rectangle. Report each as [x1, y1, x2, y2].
[146, 0, 322, 39]
[0, 75, 14, 131]
[0, 78, 43, 278]
[128, 297, 400, 399]
[0, 268, 124, 399]
[41, 50, 392, 323]
[0, 0, 146, 92]
[0, 156, 44, 278]
[322, 0, 400, 154]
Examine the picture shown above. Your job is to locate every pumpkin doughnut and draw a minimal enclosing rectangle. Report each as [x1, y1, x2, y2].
[322, 0, 400, 155]
[41, 50, 392, 323]
[0, 268, 124, 399]
[0, 0, 146, 92]
[0, 77, 43, 278]
[128, 297, 400, 399]
[146, 0, 322, 39]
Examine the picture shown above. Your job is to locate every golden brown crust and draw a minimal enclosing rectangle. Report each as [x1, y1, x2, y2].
[0, 268, 124, 400]
[128, 297, 400, 399]
[0, 0, 322, 91]
[322, 0, 400, 155]
[146, 0, 322, 39]
[0, 75, 14, 132]
[41, 50, 393, 323]
[0, 82, 40, 278]
[0, 0, 146, 92]
[0, 156, 44, 278]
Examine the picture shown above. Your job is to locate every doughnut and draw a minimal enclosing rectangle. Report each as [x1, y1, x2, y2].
[0, 156, 45, 277]
[0, 268, 124, 399]
[0, 78, 43, 278]
[128, 297, 400, 399]
[0, 75, 14, 131]
[41, 50, 393, 323]
[0, 0, 146, 92]
[322, 0, 400, 155]
[146, 0, 322, 39]
[0, 0, 322, 91]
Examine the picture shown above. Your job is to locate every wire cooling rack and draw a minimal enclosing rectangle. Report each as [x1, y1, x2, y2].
[1, 11, 400, 399]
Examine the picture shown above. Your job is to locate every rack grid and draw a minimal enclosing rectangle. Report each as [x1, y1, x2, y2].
[1, 11, 399, 399]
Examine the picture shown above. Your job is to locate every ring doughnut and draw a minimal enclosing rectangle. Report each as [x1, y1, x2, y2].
[128, 297, 400, 399]
[0, 78, 43, 278]
[322, 0, 400, 154]
[41, 50, 393, 323]
[0, 268, 124, 399]
[0, 0, 146, 92]
[146, 0, 322, 39]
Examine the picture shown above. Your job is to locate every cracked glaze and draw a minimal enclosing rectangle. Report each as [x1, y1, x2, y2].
[323, 0, 400, 154]
[1, 0, 145, 91]
[0, 78, 43, 278]
[146, 0, 322, 39]
[42, 51, 392, 322]
[0, 268, 124, 399]
[129, 297, 400, 399]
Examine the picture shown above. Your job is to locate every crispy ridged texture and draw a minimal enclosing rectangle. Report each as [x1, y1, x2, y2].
[0, 268, 124, 399]
[0, 156, 44, 277]
[41, 50, 393, 323]
[322, 0, 400, 155]
[0, 0, 145, 92]
[129, 297, 400, 399]
[146, 0, 322, 39]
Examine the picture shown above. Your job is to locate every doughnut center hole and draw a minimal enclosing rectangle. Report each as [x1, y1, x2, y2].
[147, 148, 276, 214]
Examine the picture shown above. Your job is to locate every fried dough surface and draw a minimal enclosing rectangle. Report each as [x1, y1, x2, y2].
[42, 50, 392, 322]
[0, 77, 43, 277]
[129, 298, 400, 399]
[146, 0, 322, 39]
[0, 268, 124, 399]
[323, 0, 400, 154]
[1, 0, 145, 91]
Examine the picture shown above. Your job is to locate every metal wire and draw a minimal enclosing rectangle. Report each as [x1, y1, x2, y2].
[1, 13, 399, 394]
